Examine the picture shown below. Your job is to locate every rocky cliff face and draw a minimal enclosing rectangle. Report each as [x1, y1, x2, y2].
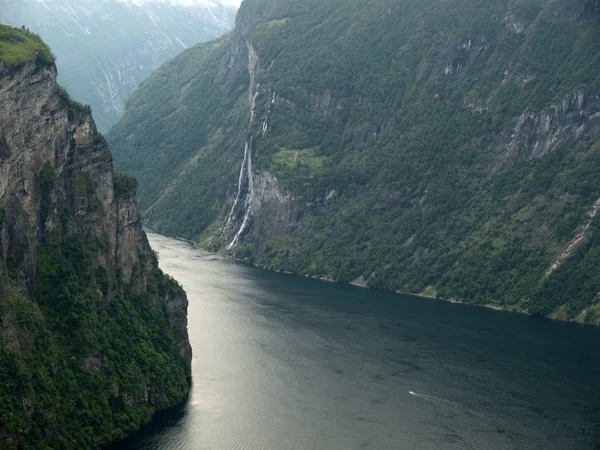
[0, 29, 191, 449]
[493, 91, 600, 169]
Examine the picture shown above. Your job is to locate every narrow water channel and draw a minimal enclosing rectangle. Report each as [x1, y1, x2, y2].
[111, 232, 600, 450]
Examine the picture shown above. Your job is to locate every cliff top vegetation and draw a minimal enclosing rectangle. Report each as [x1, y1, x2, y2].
[113, 171, 139, 199]
[0, 24, 55, 67]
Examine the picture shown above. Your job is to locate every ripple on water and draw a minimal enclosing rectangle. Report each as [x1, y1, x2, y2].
[108, 232, 600, 450]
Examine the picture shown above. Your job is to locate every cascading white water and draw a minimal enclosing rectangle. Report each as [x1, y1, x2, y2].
[229, 137, 255, 249]
[227, 40, 259, 250]
[225, 141, 249, 228]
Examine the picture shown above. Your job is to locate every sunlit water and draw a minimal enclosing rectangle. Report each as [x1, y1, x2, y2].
[109, 232, 600, 450]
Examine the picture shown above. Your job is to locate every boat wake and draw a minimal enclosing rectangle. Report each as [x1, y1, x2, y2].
[409, 390, 487, 420]
[409, 390, 445, 402]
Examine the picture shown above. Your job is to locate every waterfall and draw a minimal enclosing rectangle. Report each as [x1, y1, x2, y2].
[225, 141, 249, 227]
[227, 40, 259, 250]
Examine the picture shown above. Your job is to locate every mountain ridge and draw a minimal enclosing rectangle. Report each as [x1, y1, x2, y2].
[0, 0, 237, 131]
[109, 0, 600, 323]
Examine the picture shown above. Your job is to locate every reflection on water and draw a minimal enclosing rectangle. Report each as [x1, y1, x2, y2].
[109, 232, 600, 450]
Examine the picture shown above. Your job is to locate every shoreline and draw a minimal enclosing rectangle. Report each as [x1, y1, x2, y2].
[144, 228, 597, 327]
[256, 262, 596, 326]
[278, 267, 597, 326]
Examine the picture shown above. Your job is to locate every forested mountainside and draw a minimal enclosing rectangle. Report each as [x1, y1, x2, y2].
[109, 0, 600, 322]
[0, 0, 236, 132]
[0, 25, 191, 448]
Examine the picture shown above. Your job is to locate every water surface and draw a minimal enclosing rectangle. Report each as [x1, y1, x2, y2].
[112, 232, 600, 449]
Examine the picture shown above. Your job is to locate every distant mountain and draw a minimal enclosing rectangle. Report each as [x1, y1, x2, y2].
[0, 0, 237, 131]
[108, 0, 600, 322]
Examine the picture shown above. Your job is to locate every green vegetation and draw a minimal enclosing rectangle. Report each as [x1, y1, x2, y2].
[113, 171, 138, 199]
[530, 216, 600, 318]
[58, 85, 92, 114]
[0, 24, 54, 67]
[110, 37, 249, 236]
[0, 53, 190, 448]
[0, 235, 188, 449]
[109, 0, 600, 321]
[0, 146, 188, 448]
[270, 148, 328, 194]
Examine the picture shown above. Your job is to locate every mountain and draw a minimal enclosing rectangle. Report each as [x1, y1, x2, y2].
[0, 25, 191, 448]
[108, 0, 600, 323]
[0, 0, 237, 132]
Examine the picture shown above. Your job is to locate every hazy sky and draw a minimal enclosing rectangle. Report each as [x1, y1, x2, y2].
[128, 0, 242, 7]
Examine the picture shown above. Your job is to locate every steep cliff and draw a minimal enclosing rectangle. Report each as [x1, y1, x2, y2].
[0, 25, 191, 448]
[108, 0, 600, 322]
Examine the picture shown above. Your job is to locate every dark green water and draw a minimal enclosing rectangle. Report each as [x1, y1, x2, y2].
[112, 232, 600, 449]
